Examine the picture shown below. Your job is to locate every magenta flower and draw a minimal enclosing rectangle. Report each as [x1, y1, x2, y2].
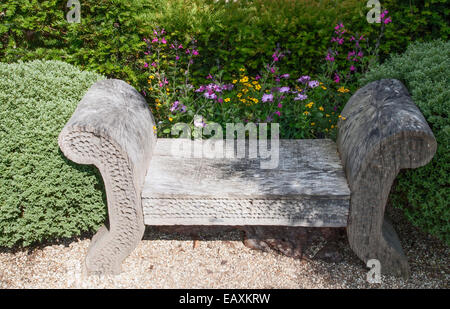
[175, 55, 180, 61]
[255, 75, 261, 80]
[204, 92, 217, 100]
[333, 73, 340, 83]
[144, 62, 149, 68]
[275, 111, 281, 116]
[262, 94, 274, 102]
[326, 53, 335, 62]
[350, 65, 356, 72]
[277, 103, 282, 108]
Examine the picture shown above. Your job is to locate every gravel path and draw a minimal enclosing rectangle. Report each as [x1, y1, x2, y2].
[0, 209, 448, 289]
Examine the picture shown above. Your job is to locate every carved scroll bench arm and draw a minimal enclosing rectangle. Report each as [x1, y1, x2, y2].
[58, 79, 156, 274]
[337, 79, 437, 277]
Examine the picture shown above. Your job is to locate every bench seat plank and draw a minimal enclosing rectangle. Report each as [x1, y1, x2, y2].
[142, 139, 350, 227]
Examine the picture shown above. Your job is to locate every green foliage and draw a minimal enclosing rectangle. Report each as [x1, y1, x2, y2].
[0, 60, 106, 247]
[361, 39, 450, 244]
[1, 0, 447, 93]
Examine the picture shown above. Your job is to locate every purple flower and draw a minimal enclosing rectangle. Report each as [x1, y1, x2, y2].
[255, 75, 261, 80]
[294, 94, 308, 101]
[175, 55, 180, 61]
[194, 116, 206, 128]
[279, 86, 290, 93]
[195, 85, 206, 93]
[223, 84, 234, 91]
[262, 94, 274, 102]
[297, 75, 311, 83]
[170, 101, 179, 112]
[204, 92, 217, 100]
[280, 73, 290, 79]
[308, 80, 319, 88]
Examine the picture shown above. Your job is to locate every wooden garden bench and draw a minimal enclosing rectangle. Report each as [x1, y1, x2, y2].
[58, 78, 436, 277]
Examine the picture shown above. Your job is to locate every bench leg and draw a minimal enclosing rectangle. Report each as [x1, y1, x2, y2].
[346, 161, 410, 278]
[59, 131, 145, 275]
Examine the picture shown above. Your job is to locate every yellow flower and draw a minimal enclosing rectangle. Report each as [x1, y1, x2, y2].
[232, 80, 238, 84]
[306, 102, 314, 108]
[149, 75, 155, 79]
[321, 86, 327, 90]
[155, 98, 160, 103]
[253, 98, 259, 103]
[319, 106, 324, 111]
[169, 117, 173, 122]
[237, 93, 243, 98]
[252, 81, 258, 85]
[331, 125, 334, 129]
[242, 88, 249, 93]
[153, 125, 157, 131]
[239, 68, 245, 72]
[311, 122, 315, 126]
[224, 98, 231, 102]
[338, 87, 350, 93]
[255, 84, 261, 90]
[325, 114, 330, 117]
[303, 111, 310, 115]
[240, 76, 249, 83]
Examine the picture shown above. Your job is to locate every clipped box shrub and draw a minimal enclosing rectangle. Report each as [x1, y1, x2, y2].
[0, 60, 106, 247]
[361, 40, 450, 244]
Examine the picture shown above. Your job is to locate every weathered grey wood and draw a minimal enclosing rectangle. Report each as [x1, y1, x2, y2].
[337, 79, 437, 277]
[58, 79, 156, 275]
[142, 139, 350, 227]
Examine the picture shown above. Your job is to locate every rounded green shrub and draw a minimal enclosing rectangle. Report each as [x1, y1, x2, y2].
[0, 60, 106, 247]
[361, 39, 450, 244]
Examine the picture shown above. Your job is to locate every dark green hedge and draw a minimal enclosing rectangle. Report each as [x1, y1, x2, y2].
[0, 60, 106, 247]
[361, 39, 450, 245]
[1, 0, 448, 89]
